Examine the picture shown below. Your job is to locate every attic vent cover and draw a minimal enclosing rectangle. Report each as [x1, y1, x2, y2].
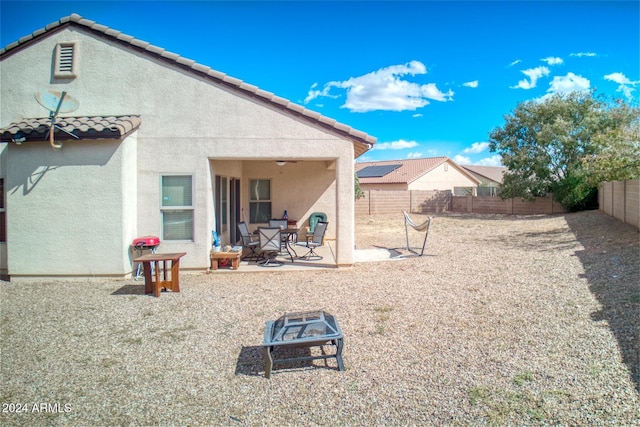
[357, 164, 402, 178]
[54, 42, 78, 79]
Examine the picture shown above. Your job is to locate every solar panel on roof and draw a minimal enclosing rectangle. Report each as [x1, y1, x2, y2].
[356, 164, 402, 178]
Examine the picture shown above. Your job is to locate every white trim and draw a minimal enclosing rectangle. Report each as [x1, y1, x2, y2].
[160, 174, 194, 241]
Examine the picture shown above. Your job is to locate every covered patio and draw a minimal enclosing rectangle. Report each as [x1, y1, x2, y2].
[205, 240, 408, 273]
[209, 157, 356, 270]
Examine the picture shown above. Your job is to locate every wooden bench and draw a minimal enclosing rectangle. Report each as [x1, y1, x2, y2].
[210, 250, 242, 270]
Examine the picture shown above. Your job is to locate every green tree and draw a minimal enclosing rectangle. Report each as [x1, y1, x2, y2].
[354, 173, 365, 200]
[582, 101, 640, 185]
[489, 91, 639, 211]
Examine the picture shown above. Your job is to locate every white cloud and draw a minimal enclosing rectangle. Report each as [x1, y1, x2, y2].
[605, 72, 638, 100]
[304, 82, 340, 104]
[412, 113, 423, 118]
[453, 155, 471, 164]
[303, 61, 454, 112]
[547, 72, 591, 94]
[570, 52, 596, 57]
[373, 139, 419, 150]
[535, 72, 591, 102]
[541, 56, 563, 66]
[509, 59, 522, 67]
[406, 151, 423, 159]
[463, 80, 479, 88]
[462, 141, 489, 154]
[605, 72, 632, 85]
[511, 66, 550, 89]
[475, 155, 503, 166]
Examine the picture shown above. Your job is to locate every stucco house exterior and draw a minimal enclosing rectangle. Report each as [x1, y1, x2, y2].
[0, 14, 376, 279]
[461, 165, 506, 196]
[356, 157, 480, 194]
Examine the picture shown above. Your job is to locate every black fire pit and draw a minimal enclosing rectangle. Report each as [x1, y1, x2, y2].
[262, 310, 344, 378]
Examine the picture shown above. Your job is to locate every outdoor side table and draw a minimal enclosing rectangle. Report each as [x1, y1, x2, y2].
[262, 310, 344, 378]
[133, 252, 186, 297]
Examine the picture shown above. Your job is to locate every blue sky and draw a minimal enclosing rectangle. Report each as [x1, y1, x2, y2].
[2, 1, 639, 165]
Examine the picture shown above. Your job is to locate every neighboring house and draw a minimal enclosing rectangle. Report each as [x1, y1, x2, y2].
[461, 165, 506, 196]
[0, 14, 376, 279]
[355, 157, 480, 193]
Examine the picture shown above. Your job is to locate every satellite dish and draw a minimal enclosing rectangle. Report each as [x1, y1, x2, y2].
[35, 89, 80, 150]
[36, 89, 79, 114]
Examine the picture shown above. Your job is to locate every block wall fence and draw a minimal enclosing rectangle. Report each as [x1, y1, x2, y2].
[355, 182, 639, 231]
[354, 190, 452, 215]
[354, 190, 565, 215]
[599, 180, 639, 231]
[451, 194, 565, 215]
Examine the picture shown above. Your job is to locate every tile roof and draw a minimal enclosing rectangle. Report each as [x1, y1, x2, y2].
[356, 157, 451, 184]
[0, 116, 142, 143]
[0, 14, 376, 157]
[461, 165, 506, 184]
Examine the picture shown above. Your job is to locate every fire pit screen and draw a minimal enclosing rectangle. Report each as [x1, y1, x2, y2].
[263, 310, 344, 378]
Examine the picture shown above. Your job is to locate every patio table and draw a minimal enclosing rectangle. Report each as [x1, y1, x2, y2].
[281, 228, 299, 261]
[133, 252, 186, 297]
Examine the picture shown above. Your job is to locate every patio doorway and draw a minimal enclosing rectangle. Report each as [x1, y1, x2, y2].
[215, 176, 241, 245]
[230, 178, 240, 244]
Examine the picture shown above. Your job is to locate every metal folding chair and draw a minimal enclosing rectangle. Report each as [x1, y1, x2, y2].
[258, 227, 284, 267]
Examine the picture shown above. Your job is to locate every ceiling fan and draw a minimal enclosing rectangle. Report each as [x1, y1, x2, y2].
[35, 89, 80, 150]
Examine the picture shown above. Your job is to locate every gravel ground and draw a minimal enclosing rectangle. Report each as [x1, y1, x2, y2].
[1, 210, 638, 426]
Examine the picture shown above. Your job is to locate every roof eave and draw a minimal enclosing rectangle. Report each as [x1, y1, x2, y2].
[1, 14, 376, 156]
[0, 115, 142, 143]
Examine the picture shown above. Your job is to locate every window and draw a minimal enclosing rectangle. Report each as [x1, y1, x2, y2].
[54, 42, 78, 79]
[161, 175, 193, 240]
[0, 179, 5, 243]
[249, 179, 271, 224]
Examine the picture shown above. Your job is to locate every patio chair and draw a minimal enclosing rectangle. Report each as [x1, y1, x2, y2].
[237, 221, 260, 261]
[296, 221, 328, 260]
[305, 212, 327, 243]
[258, 227, 284, 267]
[403, 211, 433, 256]
[269, 218, 289, 249]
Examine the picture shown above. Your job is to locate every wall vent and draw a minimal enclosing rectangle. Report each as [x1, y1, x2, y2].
[54, 42, 78, 79]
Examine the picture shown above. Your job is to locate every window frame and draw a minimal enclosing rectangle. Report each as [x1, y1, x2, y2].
[160, 174, 194, 241]
[248, 179, 272, 224]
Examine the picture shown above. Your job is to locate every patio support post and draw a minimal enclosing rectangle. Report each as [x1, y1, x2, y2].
[335, 156, 355, 266]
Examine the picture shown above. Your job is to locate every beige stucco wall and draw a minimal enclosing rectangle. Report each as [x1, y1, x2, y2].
[1, 26, 357, 276]
[360, 161, 478, 193]
[211, 158, 344, 252]
[408, 162, 477, 191]
[5, 137, 137, 276]
[236, 160, 337, 236]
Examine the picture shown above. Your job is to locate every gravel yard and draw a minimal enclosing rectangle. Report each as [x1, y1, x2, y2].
[1, 210, 638, 426]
